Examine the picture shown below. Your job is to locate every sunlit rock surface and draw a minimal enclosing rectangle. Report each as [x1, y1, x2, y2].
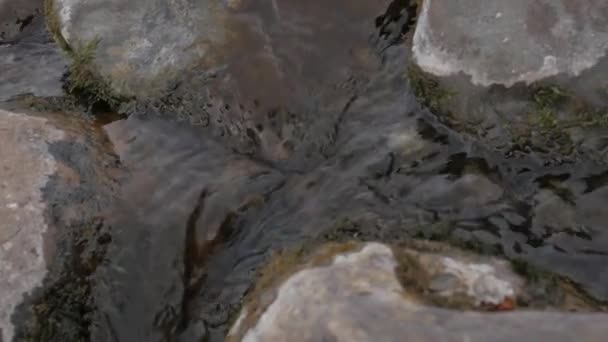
[229, 242, 608, 342]
[413, 0, 608, 87]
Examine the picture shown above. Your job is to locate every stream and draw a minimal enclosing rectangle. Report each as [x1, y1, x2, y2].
[2, 0, 608, 341]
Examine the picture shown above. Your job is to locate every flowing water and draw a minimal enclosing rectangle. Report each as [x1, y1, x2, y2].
[3, 0, 608, 341]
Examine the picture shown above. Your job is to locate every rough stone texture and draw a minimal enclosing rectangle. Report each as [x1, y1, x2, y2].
[409, 247, 522, 306]
[0, 109, 65, 342]
[0, 0, 41, 42]
[408, 0, 608, 167]
[228, 243, 608, 342]
[229, 242, 608, 342]
[0, 0, 68, 102]
[0, 42, 68, 101]
[413, 0, 608, 87]
[52, 0, 229, 97]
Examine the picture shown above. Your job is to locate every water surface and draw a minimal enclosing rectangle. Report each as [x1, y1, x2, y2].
[4, 0, 608, 341]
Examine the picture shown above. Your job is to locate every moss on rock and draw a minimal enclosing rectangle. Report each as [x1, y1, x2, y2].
[43, 0, 124, 109]
[407, 64, 453, 113]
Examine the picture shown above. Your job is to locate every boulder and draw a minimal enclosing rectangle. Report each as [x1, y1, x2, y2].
[228, 242, 608, 342]
[409, 0, 608, 163]
[413, 0, 608, 87]
[48, 0, 229, 98]
[0, 109, 65, 342]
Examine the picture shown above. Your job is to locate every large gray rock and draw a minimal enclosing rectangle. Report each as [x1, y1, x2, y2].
[51, 0, 229, 98]
[413, 0, 608, 87]
[0, 0, 41, 42]
[0, 109, 65, 342]
[228, 242, 608, 342]
[408, 0, 608, 165]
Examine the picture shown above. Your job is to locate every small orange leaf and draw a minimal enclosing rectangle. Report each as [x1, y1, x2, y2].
[495, 297, 516, 311]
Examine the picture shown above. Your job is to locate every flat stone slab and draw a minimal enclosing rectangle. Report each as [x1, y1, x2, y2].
[0, 109, 65, 342]
[413, 0, 608, 86]
[229, 242, 608, 342]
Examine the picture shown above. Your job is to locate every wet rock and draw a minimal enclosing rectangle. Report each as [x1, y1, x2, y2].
[228, 242, 608, 342]
[0, 109, 65, 342]
[413, 174, 503, 208]
[0, 0, 40, 42]
[0, 0, 67, 102]
[50, 0, 229, 98]
[0, 42, 68, 101]
[93, 115, 286, 341]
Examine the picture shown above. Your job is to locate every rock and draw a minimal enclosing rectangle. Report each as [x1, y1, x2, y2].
[413, 0, 608, 87]
[409, 0, 608, 163]
[0, 102, 122, 341]
[92, 115, 286, 341]
[0, 42, 68, 101]
[0, 1, 67, 102]
[407, 174, 504, 222]
[228, 242, 608, 341]
[0, 108, 65, 342]
[49, 0, 229, 98]
[0, 0, 40, 42]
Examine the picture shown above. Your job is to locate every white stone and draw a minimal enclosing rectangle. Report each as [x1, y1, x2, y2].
[440, 257, 515, 305]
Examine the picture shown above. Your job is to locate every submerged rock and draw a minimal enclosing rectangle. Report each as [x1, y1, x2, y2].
[0, 109, 65, 342]
[0, 0, 67, 102]
[228, 242, 608, 342]
[0, 42, 68, 102]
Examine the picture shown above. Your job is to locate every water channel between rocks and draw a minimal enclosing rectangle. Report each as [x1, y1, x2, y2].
[3, 0, 608, 341]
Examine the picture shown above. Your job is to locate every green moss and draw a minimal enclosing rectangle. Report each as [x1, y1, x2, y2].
[44, 0, 72, 53]
[510, 258, 546, 282]
[522, 86, 608, 158]
[44, 0, 123, 108]
[407, 65, 453, 113]
[529, 86, 567, 129]
[574, 108, 608, 129]
[14, 215, 112, 342]
[528, 86, 608, 130]
[533, 86, 568, 109]
[66, 39, 121, 107]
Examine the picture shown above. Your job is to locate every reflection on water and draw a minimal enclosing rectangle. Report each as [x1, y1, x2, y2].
[88, 0, 608, 341]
